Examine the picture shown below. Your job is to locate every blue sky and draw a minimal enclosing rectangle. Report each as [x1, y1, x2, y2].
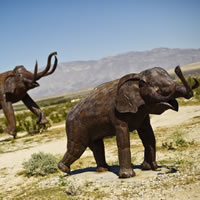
[0, 0, 199, 72]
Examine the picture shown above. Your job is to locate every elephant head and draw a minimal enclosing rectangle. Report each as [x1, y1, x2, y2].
[115, 66, 199, 115]
[4, 52, 57, 95]
[0, 52, 57, 138]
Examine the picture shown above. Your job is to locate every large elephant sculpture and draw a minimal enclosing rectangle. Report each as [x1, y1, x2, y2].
[58, 66, 199, 178]
[0, 52, 57, 138]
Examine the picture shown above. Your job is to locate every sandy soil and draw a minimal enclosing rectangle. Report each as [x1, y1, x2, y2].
[151, 105, 200, 129]
[0, 105, 200, 199]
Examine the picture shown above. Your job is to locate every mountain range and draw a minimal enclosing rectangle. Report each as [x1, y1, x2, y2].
[29, 48, 200, 98]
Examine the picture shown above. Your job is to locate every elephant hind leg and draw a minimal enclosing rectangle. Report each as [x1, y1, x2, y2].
[58, 141, 87, 174]
[89, 139, 109, 172]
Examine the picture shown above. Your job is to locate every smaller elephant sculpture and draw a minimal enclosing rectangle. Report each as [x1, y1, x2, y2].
[0, 52, 57, 138]
[58, 66, 199, 178]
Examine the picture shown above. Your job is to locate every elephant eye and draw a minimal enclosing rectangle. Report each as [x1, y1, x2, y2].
[139, 80, 146, 87]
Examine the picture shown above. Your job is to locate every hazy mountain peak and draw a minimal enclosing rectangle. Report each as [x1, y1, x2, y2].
[29, 48, 200, 98]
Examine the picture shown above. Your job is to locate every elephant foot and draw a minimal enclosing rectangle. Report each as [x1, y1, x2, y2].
[36, 113, 49, 125]
[119, 168, 136, 178]
[96, 166, 109, 172]
[41, 118, 49, 125]
[5, 128, 16, 139]
[58, 162, 70, 174]
[141, 161, 158, 170]
[37, 118, 49, 125]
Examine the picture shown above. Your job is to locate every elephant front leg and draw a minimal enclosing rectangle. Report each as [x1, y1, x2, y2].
[137, 116, 158, 170]
[1, 100, 17, 138]
[116, 123, 135, 178]
[22, 93, 48, 125]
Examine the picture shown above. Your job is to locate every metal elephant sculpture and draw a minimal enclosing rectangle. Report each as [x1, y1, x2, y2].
[58, 66, 199, 178]
[0, 52, 57, 138]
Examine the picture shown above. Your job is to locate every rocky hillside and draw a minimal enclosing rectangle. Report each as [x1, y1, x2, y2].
[29, 48, 200, 98]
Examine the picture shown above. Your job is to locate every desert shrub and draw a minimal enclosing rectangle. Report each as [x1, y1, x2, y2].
[23, 152, 58, 177]
[49, 113, 63, 123]
[58, 175, 68, 187]
[65, 181, 82, 196]
[0, 97, 80, 135]
[0, 117, 7, 134]
[23, 119, 50, 135]
[16, 121, 26, 132]
[0, 125, 4, 134]
[162, 138, 194, 150]
[176, 138, 194, 147]
[175, 138, 187, 147]
[15, 111, 50, 134]
[188, 76, 200, 99]
[36, 96, 72, 107]
[162, 141, 175, 150]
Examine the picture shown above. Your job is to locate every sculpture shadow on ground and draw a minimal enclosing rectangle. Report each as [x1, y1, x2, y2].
[63, 164, 176, 177]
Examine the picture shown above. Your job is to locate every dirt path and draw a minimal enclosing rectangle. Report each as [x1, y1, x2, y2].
[1, 105, 200, 199]
[2, 105, 200, 170]
[0, 123, 65, 142]
[151, 105, 200, 129]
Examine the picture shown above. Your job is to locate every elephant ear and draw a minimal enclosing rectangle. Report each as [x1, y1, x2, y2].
[115, 73, 145, 113]
[4, 74, 16, 94]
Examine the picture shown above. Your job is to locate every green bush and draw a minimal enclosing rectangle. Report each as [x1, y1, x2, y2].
[0, 117, 7, 134]
[23, 152, 58, 177]
[49, 113, 63, 123]
[0, 125, 4, 134]
[0, 97, 80, 135]
[175, 138, 187, 147]
[23, 119, 49, 135]
[162, 141, 175, 150]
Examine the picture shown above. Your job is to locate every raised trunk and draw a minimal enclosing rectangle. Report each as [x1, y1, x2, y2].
[175, 66, 193, 99]
[174, 66, 199, 99]
[140, 84, 176, 104]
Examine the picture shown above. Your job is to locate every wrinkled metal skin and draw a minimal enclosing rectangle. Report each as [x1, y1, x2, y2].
[0, 52, 57, 138]
[58, 66, 198, 178]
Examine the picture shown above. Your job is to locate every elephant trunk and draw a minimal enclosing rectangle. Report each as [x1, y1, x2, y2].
[33, 52, 57, 81]
[174, 66, 199, 99]
[140, 83, 176, 104]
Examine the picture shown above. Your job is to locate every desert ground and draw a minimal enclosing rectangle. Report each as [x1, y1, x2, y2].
[0, 104, 200, 199]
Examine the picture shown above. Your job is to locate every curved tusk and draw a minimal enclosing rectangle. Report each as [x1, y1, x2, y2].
[35, 52, 57, 80]
[43, 55, 58, 77]
[33, 60, 38, 82]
